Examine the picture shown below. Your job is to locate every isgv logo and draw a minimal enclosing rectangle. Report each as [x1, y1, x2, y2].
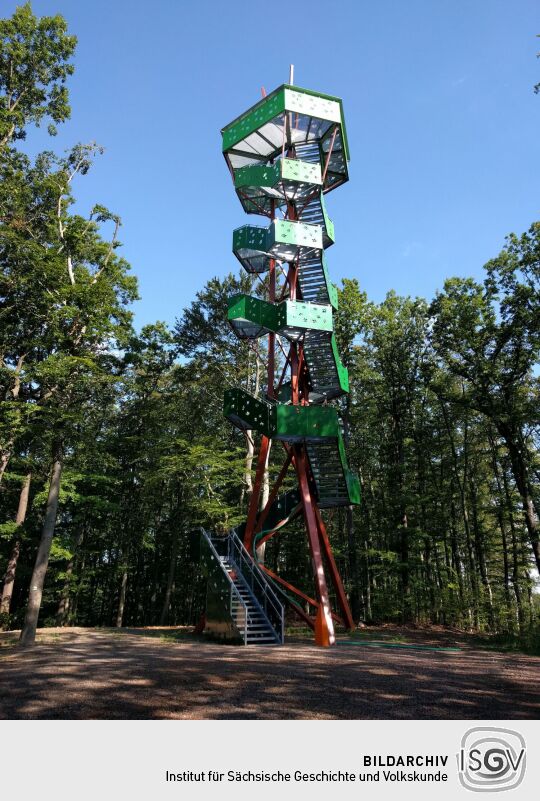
[457, 727, 526, 792]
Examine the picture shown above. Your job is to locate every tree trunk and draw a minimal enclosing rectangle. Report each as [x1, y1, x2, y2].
[363, 473, 376, 622]
[346, 505, 361, 621]
[343, 396, 360, 621]
[449, 495, 466, 621]
[20, 441, 63, 646]
[364, 535, 372, 622]
[116, 566, 128, 628]
[0, 354, 26, 485]
[160, 530, 178, 625]
[1, 472, 32, 619]
[0, 444, 13, 485]
[500, 456, 526, 630]
[240, 354, 260, 510]
[440, 400, 479, 625]
[70, 550, 86, 623]
[487, 431, 514, 629]
[399, 510, 411, 622]
[55, 562, 73, 626]
[55, 529, 84, 626]
[470, 480, 494, 629]
[497, 423, 540, 574]
[390, 402, 410, 622]
[240, 431, 254, 510]
[256, 441, 272, 565]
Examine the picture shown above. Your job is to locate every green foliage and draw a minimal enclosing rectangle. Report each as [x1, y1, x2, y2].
[0, 3, 76, 146]
[334, 278, 368, 364]
[0, 520, 19, 539]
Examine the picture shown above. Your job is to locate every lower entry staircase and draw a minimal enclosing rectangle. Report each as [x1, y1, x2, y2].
[199, 528, 284, 645]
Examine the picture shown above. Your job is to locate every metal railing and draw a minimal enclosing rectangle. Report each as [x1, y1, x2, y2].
[200, 529, 248, 644]
[226, 530, 284, 644]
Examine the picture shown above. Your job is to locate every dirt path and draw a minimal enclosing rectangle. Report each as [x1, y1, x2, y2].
[1, 628, 538, 719]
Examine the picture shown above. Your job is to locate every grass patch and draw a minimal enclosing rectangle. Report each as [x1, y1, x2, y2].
[158, 630, 208, 644]
[285, 626, 312, 637]
[0, 633, 18, 650]
[475, 630, 540, 656]
[106, 626, 217, 645]
[348, 630, 407, 643]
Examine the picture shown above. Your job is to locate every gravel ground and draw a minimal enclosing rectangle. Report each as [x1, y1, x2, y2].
[0, 627, 538, 720]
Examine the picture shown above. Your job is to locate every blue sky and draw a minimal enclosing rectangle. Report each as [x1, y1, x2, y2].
[6, 0, 540, 329]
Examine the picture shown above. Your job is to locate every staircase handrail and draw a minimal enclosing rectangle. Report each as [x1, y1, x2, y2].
[227, 529, 284, 644]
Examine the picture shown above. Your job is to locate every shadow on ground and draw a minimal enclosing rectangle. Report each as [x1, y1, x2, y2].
[0, 628, 538, 720]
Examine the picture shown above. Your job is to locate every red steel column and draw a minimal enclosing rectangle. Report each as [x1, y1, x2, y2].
[315, 505, 354, 630]
[295, 445, 335, 646]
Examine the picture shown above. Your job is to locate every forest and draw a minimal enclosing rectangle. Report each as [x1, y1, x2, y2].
[1, 4, 539, 648]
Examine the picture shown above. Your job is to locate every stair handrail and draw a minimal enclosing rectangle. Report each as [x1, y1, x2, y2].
[200, 528, 248, 644]
[230, 529, 284, 613]
[227, 529, 284, 644]
[204, 529, 282, 634]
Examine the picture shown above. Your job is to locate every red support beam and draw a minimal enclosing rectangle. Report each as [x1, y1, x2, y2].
[254, 450, 293, 534]
[260, 565, 344, 626]
[237, 190, 272, 218]
[294, 445, 335, 646]
[315, 505, 355, 630]
[268, 256, 276, 399]
[256, 511, 297, 547]
[321, 125, 339, 183]
[275, 350, 291, 396]
[290, 343, 299, 405]
[260, 567, 317, 629]
[260, 564, 318, 611]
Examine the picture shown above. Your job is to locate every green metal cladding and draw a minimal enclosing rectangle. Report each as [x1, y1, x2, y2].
[221, 84, 350, 166]
[224, 387, 341, 442]
[228, 294, 333, 340]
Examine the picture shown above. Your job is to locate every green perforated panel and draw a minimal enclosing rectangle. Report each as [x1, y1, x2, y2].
[272, 219, 322, 249]
[275, 405, 339, 441]
[282, 300, 332, 333]
[281, 158, 322, 185]
[228, 295, 333, 341]
[224, 388, 274, 437]
[331, 335, 350, 394]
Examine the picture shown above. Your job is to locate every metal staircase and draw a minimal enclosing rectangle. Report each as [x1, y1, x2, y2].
[297, 191, 334, 247]
[199, 528, 284, 645]
[294, 142, 321, 165]
[307, 439, 352, 507]
[303, 330, 349, 400]
[296, 249, 337, 307]
[224, 386, 359, 506]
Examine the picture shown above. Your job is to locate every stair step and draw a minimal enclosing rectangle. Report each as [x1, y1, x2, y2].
[246, 637, 277, 644]
[234, 611, 266, 620]
[246, 629, 275, 635]
[245, 622, 273, 628]
[233, 610, 265, 619]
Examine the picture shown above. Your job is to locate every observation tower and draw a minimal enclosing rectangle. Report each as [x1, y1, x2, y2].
[199, 71, 360, 646]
